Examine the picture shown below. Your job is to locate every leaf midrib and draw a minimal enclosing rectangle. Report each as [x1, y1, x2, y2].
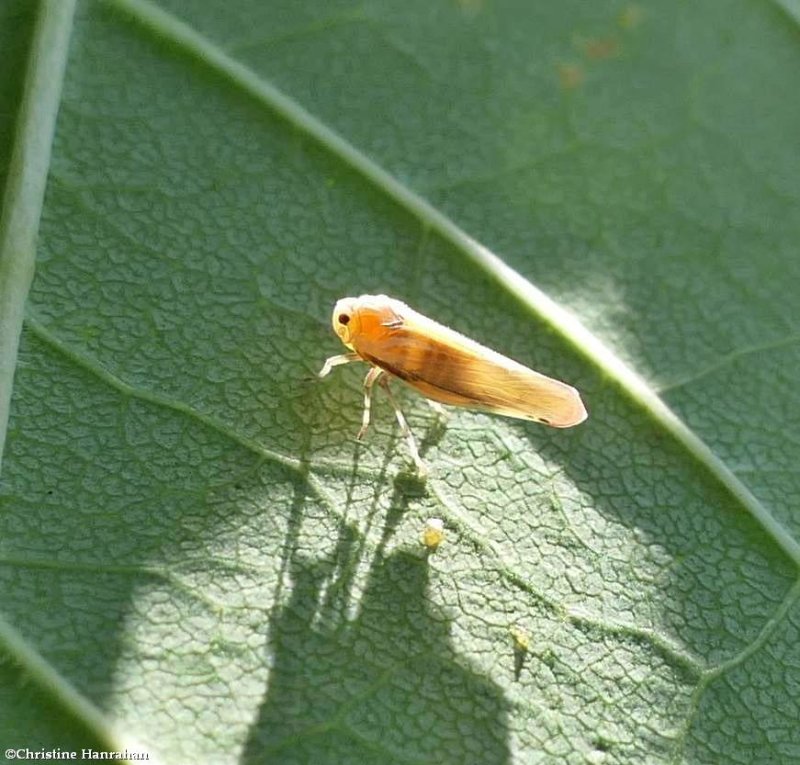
[0, 0, 75, 477]
[105, 0, 800, 567]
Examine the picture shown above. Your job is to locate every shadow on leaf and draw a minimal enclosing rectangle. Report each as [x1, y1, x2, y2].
[242, 499, 510, 764]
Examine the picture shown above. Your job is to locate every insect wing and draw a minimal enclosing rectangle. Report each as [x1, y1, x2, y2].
[352, 305, 587, 428]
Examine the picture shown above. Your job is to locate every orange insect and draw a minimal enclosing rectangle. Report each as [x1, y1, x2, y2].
[319, 294, 587, 474]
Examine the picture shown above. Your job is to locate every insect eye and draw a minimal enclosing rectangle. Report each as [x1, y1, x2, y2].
[338, 313, 350, 325]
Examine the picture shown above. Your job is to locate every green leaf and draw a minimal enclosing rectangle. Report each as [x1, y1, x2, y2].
[1, 1, 799, 763]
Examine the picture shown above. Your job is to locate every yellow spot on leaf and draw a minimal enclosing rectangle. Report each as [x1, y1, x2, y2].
[618, 4, 644, 29]
[558, 63, 585, 90]
[421, 517, 445, 550]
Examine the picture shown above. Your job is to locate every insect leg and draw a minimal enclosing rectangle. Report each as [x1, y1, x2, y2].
[425, 400, 449, 419]
[379, 377, 428, 477]
[357, 366, 384, 441]
[318, 352, 360, 378]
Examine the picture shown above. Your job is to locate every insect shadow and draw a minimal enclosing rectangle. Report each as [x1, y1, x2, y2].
[243, 479, 513, 764]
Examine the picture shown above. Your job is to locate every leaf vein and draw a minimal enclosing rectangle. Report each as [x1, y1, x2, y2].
[104, 0, 800, 567]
